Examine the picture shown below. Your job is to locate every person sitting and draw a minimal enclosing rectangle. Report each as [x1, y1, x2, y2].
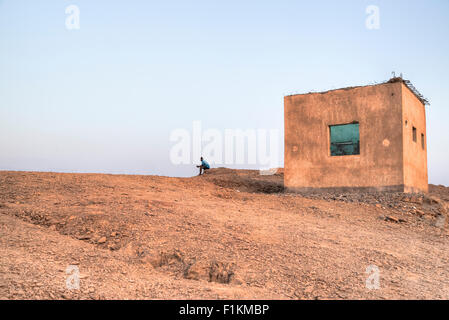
[196, 157, 210, 175]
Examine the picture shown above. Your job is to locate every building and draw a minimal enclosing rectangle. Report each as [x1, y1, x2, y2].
[284, 77, 429, 193]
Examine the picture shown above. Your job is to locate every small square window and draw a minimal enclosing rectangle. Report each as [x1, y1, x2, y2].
[421, 133, 425, 149]
[330, 123, 360, 156]
[412, 127, 417, 142]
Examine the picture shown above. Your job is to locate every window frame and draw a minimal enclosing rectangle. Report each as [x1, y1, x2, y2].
[421, 133, 425, 150]
[328, 122, 361, 157]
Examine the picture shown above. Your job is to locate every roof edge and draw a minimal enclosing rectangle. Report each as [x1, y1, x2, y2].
[388, 77, 430, 106]
[286, 77, 430, 106]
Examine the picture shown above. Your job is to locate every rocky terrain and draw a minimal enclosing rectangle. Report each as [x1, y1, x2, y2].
[1, 168, 448, 299]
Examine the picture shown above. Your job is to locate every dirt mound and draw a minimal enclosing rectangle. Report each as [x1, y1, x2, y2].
[1, 170, 449, 299]
[201, 168, 284, 193]
[429, 184, 449, 202]
[301, 188, 448, 227]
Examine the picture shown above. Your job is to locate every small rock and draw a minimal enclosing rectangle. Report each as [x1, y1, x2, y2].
[385, 216, 399, 223]
[108, 243, 120, 251]
[293, 289, 303, 298]
[410, 196, 422, 204]
[415, 209, 424, 216]
[98, 237, 107, 244]
[304, 286, 314, 294]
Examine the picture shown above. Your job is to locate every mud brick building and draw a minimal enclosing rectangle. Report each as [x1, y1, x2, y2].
[284, 78, 429, 193]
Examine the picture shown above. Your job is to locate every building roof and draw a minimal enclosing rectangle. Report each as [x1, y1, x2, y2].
[286, 77, 430, 106]
[387, 77, 430, 106]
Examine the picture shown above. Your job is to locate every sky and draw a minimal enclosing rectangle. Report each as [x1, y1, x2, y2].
[0, 0, 448, 185]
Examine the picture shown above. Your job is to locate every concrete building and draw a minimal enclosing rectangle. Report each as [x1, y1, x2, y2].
[284, 78, 429, 193]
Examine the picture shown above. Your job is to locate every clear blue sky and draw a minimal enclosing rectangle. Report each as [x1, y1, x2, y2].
[1, 0, 448, 185]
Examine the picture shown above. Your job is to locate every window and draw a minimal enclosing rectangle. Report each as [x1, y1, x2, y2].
[330, 123, 360, 156]
[421, 133, 425, 149]
[412, 127, 417, 142]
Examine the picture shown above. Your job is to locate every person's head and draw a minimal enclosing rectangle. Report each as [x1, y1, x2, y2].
[200, 157, 203, 161]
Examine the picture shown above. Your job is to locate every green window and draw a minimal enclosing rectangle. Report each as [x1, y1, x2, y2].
[330, 123, 360, 156]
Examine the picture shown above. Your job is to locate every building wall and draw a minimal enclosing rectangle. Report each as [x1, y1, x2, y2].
[401, 83, 428, 193]
[284, 82, 405, 192]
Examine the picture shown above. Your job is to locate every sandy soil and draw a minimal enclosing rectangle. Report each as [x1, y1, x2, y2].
[1, 168, 448, 299]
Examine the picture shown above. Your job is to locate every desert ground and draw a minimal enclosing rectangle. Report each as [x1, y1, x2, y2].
[1, 168, 448, 300]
